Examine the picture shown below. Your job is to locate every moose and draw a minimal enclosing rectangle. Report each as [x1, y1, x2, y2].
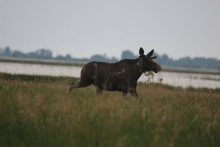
[68, 47, 161, 97]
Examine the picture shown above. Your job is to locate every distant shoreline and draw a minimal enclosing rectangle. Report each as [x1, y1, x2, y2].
[0, 56, 85, 67]
[1, 56, 220, 75]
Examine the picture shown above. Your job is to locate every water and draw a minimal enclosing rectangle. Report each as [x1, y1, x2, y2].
[0, 62, 220, 88]
[139, 72, 220, 88]
[0, 62, 81, 77]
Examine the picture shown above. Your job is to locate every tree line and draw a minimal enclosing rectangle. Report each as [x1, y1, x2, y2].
[0, 47, 220, 70]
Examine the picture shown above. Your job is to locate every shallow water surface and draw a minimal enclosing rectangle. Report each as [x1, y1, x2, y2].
[0, 62, 219, 88]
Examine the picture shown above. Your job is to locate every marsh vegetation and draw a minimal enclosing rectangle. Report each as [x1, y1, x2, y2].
[0, 73, 220, 147]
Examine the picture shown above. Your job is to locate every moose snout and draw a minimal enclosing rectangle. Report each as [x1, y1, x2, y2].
[154, 63, 162, 73]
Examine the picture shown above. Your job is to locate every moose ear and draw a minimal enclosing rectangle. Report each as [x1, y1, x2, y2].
[147, 49, 154, 57]
[139, 47, 144, 56]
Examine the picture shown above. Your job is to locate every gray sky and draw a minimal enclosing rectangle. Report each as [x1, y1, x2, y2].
[0, 0, 220, 59]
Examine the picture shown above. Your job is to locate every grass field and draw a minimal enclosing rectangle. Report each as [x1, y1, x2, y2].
[0, 73, 220, 147]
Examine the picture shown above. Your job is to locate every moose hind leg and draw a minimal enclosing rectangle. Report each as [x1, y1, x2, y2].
[122, 91, 128, 97]
[95, 86, 103, 95]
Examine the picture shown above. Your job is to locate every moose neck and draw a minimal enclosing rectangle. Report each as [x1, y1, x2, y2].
[134, 58, 145, 80]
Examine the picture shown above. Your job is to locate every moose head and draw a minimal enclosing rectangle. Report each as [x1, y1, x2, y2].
[138, 47, 161, 73]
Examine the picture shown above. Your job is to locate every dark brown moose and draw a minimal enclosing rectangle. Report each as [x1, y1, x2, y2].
[68, 47, 161, 97]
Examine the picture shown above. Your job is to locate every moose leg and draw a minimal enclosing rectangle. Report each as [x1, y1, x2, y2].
[128, 87, 139, 98]
[95, 86, 103, 95]
[122, 91, 128, 97]
[133, 91, 139, 98]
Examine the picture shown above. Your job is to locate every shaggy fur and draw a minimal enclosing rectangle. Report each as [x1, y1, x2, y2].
[68, 47, 161, 98]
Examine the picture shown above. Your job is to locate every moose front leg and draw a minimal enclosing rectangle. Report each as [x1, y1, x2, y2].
[128, 87, 139, 98]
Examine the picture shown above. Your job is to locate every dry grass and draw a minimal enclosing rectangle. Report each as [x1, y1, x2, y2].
[0, 73, 220, 147]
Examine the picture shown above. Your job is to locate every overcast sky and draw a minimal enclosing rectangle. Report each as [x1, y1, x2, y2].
[0, 0, 220, 59]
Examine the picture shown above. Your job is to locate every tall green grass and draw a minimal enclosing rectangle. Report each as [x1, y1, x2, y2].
[0, 73, 220, 147]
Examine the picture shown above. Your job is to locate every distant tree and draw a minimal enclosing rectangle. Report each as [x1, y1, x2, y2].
[157, 54, 169, 66]
[90, 55, 106, 62]
[12, 50, 26, 58]
[0, 48, 4, 55]
[111, 56, 118, 62]
[3, 47, 12, 57]
[121, 50, 137, 59]
[89, 54, 117, 63]
[55, 55, 65, 60]
[65, 54, 72, 60]
[34, 49, 53, 59]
